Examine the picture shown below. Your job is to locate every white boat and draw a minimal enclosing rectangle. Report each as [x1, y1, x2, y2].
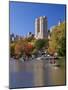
[19, 57, 24, 62]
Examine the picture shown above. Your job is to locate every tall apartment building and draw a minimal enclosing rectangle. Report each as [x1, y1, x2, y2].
[35, 16, 48, 39]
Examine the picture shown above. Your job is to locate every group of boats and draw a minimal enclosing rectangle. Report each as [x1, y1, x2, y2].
[18, 53, 61, 67]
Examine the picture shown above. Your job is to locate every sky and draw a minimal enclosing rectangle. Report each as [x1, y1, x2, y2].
[10, 1, 66, 36]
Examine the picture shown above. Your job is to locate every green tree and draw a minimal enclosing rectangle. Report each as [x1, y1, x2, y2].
[10, 43, 15, 57]
[34, 39, 48, 50]
[57, 37, 66, 56]
[48, 22, 66, 56]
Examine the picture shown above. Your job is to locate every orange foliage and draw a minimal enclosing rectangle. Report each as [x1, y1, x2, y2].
[15, 43, 22, 55]
[23, 43, 33, 56]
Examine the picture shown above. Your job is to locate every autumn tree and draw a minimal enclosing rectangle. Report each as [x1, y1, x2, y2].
[23, 43, 34, 57]
[48, 22, 66, 56]
[14, 41, 23, 58]
[10, 43, 15, 57]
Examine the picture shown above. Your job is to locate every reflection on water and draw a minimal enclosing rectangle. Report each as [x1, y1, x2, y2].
[9, 58, 65, 89]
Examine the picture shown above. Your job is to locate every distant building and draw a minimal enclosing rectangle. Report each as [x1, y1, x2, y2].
[27, 32, 32, 37]
[35, 16, 48, 39]
[50, 19, 62, 33]
[48, 30, 51, 40]
[27, 32, 34, 38]
[10, 33, 23, 42]
[15, 35, 19, 41]
[58, 19, 62, 26]
[50, 26, 55, 33]
[10, 33, 15, 42]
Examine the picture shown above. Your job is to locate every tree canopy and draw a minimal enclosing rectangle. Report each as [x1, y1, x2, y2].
[34, 39, 48, 50]
[48, 22, 66, 56]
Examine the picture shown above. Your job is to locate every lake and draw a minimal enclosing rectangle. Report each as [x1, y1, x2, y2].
[9, 58, 66, 89]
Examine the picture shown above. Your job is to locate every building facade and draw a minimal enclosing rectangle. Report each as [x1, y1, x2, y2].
[35, 16, 48, 39]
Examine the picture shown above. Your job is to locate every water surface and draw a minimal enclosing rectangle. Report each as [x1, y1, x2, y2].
[9, 58, 65, 89]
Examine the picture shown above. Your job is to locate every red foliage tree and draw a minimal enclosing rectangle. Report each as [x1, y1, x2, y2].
[23, 43, 33, 57]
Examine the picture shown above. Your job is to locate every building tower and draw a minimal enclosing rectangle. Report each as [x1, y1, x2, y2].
[58, 19, 62, 26]
[35, 16, 48, 39]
